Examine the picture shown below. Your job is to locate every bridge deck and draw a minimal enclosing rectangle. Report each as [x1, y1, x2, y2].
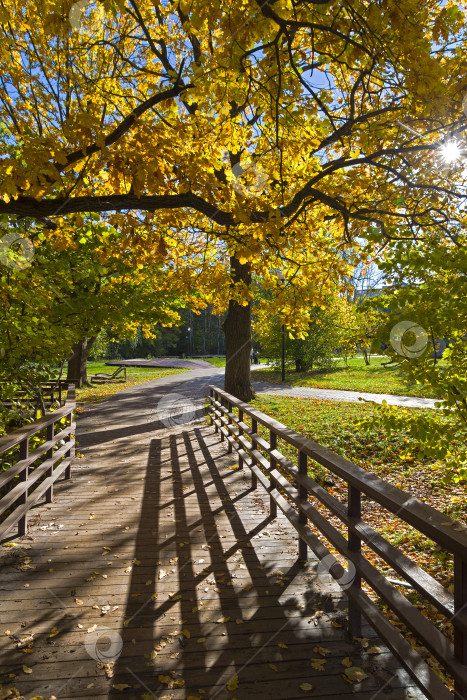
[0, 373, 425, 699]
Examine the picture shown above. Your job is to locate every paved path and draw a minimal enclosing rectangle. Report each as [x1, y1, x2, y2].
[252, 379, 438, 409]
[0, 370, 425, 699]
[103, 363, 436, 409]
[106, 358, 214, 370]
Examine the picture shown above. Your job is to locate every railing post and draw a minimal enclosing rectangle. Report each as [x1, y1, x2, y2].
[348, 484, 362, 637]
[45, 422, 54, 503]
[454, 554, 467, 699]
[65, 410, 73, 480]
[238, 409, 243, 470]
[251, 418, 258, 489]
[297, 450, 307, 561]
[208, 388, 214, 426]
[269, 430, 277, 518]
[212, 389, 218, 433]
[220, 396, 225, 443]
[226, 401, 232, 453]
[18, 437, 29, 536]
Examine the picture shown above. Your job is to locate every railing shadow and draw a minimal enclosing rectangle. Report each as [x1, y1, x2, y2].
[109, 428, 315, 699]
[108, 424, 419, 700]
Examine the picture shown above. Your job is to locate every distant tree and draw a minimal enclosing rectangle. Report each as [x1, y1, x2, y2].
[255, 295, 354, 372]
[0, 214, 188, 393]
[361, 232, 467, 483]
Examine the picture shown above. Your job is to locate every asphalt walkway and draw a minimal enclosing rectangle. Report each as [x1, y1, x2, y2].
[252, 379, 437, 409]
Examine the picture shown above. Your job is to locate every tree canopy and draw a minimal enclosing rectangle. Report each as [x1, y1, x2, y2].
[1, 0, 467, 399]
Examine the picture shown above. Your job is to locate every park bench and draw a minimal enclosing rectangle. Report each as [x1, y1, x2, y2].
[90, 365, 127, 384]
[0, 379, 74, 418]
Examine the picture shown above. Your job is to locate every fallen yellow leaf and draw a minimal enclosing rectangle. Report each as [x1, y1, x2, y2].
[313, 646, 331, 656]
[299, 682, 313, 692]
[345, 667, 368, 682]
[226, 675, 239, 691]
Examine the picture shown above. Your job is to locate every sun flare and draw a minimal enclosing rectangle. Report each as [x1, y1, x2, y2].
[440, 141, 462, 164]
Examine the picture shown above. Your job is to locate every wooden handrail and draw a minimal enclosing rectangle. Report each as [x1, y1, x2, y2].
[208, 384, 467, 700]
[0, 383, 76, 540]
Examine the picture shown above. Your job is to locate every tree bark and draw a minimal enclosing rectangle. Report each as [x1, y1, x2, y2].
[67, 337, 96, 387]
[223, 257, 254, 402]
[362, 346, 370, 365]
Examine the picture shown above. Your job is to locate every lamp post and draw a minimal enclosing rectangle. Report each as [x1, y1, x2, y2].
[274, 269, 287, 382]
[187, 326, 191, 356]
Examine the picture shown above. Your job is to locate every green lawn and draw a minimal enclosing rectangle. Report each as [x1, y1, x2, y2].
[252, 356, 441, 398]
[75, 361, 189, 404]
[188, 356, 226, 367]
[250, 393, 465, 559]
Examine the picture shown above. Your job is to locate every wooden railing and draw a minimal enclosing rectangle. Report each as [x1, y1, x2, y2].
[0, 383, 76, 540]
[208, 385, 467, 700]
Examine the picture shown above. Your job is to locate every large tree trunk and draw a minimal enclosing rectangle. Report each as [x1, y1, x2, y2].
[223, 257, 254, 402]
[67, 337, 96, 387]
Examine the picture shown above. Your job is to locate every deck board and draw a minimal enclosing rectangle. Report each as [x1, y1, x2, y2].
[0, 373, 427, 699]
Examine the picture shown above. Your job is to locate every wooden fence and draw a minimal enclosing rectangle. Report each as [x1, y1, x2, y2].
[208, 385, 467, 700]
[0, 383, 76, 540]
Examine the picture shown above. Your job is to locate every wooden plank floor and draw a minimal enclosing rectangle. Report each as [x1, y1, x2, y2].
[0, 372, 427, 699]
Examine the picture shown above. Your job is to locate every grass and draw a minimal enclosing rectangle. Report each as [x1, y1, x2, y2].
[251, 355, 441, 398]
[249, 394, 464, 689]
[75, 361, 189, 404]
[188, 356, 226, 367]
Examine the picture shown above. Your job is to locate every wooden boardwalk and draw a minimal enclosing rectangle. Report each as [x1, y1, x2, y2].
[0, 372, 426, 699]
